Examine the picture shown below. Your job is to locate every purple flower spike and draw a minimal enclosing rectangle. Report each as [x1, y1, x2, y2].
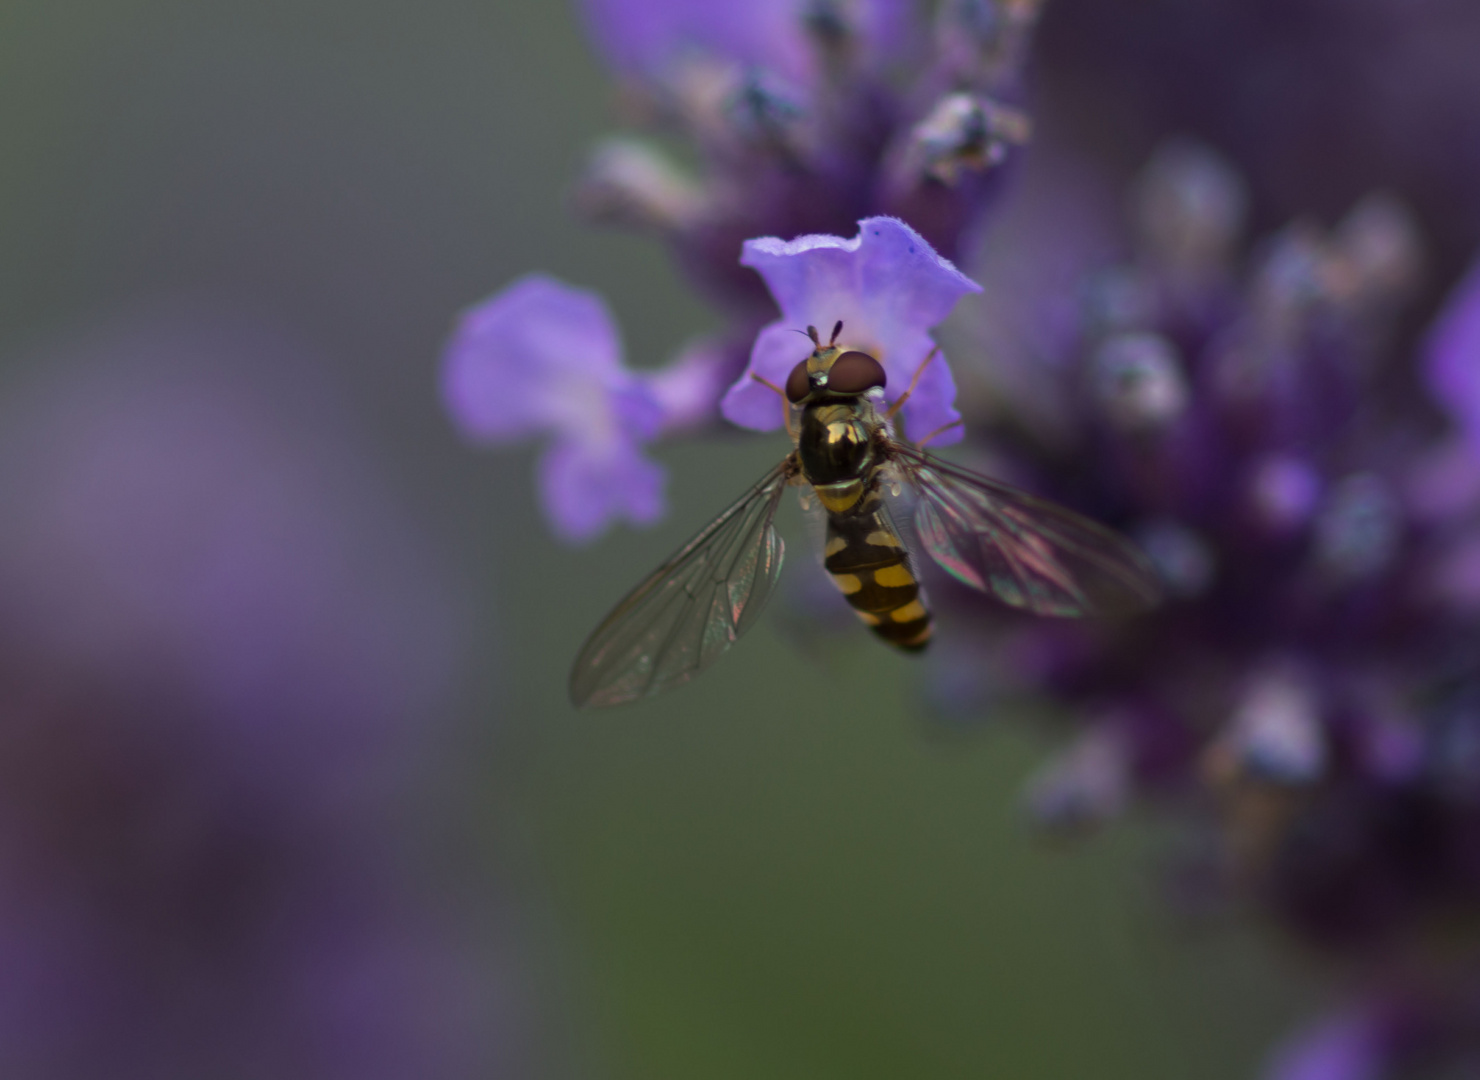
[443, 274, 666, 543]
[721, 216, 982, 446]
[1425, 253, 1480, 462]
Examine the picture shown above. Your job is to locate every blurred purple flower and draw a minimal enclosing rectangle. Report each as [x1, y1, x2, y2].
[578, 0, 908, 90]
[1266, 1007, 1383, 1080]
[1425, 256, 1480, 464]
[1034, 0, 1480, 281]
[443, 274, 670, 542]
[1265, 987, 1480, 1080]
[0, 306, 521, 1079]
[721, 215, 980, 444]
[900, 134, 1480, 1074]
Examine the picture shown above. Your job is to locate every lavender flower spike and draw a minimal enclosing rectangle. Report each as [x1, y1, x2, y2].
[721, 216, 982, 446]
[443, 274, 666, 542]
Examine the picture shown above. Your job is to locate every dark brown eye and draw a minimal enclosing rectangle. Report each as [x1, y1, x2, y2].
[785, 359, 812, 402]
[827, 350, 887, 394]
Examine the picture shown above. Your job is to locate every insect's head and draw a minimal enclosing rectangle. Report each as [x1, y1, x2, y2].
[784, 320, 887, 403]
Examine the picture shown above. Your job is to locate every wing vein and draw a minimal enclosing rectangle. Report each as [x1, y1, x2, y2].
[569, 458, 794, 707]
[892, 444, 1162, 617]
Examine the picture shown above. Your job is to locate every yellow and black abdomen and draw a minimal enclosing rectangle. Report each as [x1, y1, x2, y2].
[822, 509, 933, 651]
[797, 398, 931, 651]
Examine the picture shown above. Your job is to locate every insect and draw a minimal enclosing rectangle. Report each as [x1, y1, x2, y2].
[569, 321, 1163, 707]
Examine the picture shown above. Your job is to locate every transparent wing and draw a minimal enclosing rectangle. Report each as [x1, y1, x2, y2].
[569, 459, 794, 708]
[891, 444, 1163, 617]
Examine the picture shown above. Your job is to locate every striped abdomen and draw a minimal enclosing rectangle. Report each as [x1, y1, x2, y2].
[822, 508, 933, 651]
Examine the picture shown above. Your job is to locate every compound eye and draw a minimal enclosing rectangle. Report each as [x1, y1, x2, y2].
[827, 350, 887, 394]
[784, 359, 812, 402]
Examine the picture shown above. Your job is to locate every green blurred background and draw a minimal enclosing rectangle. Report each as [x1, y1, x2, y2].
[0, 2, 1321, 1075]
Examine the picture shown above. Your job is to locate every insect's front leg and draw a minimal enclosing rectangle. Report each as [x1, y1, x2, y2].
[884, 346, 941, 424]
[751, 372, 798, 439]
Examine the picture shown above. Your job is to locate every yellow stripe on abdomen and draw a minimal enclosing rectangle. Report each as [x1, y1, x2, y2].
[822, 512, 933, 653]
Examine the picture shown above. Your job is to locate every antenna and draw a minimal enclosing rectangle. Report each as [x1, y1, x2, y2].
[830, 320, 843, 345]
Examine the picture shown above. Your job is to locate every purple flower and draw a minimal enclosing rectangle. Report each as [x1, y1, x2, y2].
[443, 0, 1480, 1071]
[1266, 1007, 1383, 1080]
[443, 274, 668, 542]
[1262, 989, 1480, 1080]
[720, 216, 981, 445]
[450, 3, 1046, 547]
[570, 0, 1036, 321]
[578, 0, 908, 90]
[1425, 255, 1480, 464]
[0, 306, 521, 1078]
[899, 134, 1480, 1071]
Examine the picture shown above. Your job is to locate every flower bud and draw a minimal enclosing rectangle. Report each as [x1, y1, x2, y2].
[934, 0, 1045, 89]
[572, 139, 704, 232]
[890, 92, 1030, 189]
[1248, 455, 1322, 534]
[1209, 663, 1327, 785]
[1133, 139, 1247, 273]
[1327, 192, 1425, 309]
[1023, 726, 1128, 831]
[1091, 331, 1189, 432]
[1313, 473, 1402, 581]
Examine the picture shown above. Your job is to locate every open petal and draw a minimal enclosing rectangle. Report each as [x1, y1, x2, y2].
[723, 216, 980, 443]
[442, 274, 676, 542]
[741, 217, 982, 330]
[538, 437, 667, 544]
[442, 274, 626, 442]
[640, 335, 739, 433]
[719, 322, 816, 430]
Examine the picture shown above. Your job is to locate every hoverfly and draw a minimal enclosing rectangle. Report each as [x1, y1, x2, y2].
[569, 321, 1162, 707]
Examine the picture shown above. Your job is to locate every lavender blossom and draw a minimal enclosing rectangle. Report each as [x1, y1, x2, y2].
[0, 309, 519, 1079]
[444, 274, 670, 542]
[922, 139, 1480, 1077]
[570, 0, 1038, 399]
[443, 0, 1480, 1073]
[448, 1, 1044, 542]
[721, 215, 980, 445]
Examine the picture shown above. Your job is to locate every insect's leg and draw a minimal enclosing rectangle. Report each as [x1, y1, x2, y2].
[915, 418, 964, 448]
[751, 372, 796, 439]
[884, 346, 940, 421]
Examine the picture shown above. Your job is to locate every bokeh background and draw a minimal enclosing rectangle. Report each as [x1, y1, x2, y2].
[0, 1, 1400, 1076]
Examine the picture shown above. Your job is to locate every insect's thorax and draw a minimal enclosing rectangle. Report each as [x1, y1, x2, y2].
[797, 399, 882, 515]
